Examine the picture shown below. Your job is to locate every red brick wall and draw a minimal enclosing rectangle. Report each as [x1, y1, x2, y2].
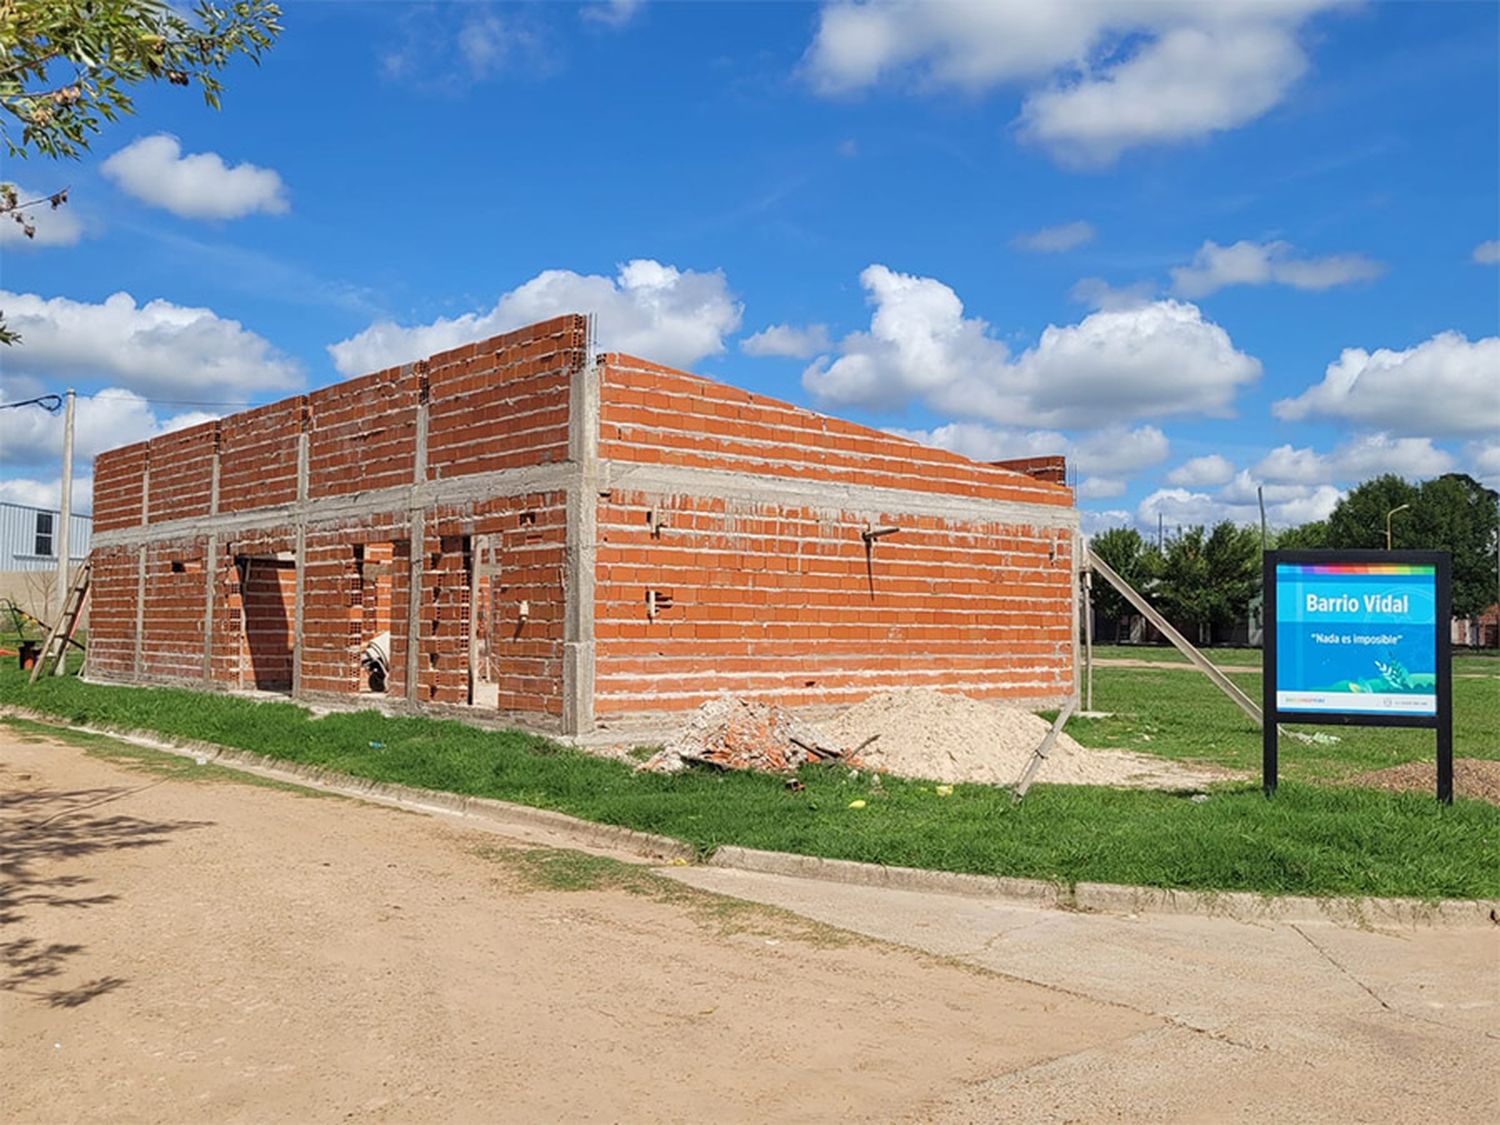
[307, 368, 421, 499]
[425, 315, 584, 478]
[87, 320, 581, 716]
[598, 354, 1072, 508]
[220, 399, 305, 513]
[91, 443, 147, 531]
[140, 540, 208, 683]
[86, 545, 139, 679]
[592, 490, 1074, 717]
[146, 422, 219, 524]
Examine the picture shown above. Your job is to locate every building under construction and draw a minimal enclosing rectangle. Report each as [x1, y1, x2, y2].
[86, 314, 1078, 734]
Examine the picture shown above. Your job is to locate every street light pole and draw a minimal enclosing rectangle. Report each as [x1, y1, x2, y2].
[1385, 503, 1410, 550]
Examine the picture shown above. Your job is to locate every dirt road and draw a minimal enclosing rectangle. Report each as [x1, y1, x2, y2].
[1, 725, 1151, 1123]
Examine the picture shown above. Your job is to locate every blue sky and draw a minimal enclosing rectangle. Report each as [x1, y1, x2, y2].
[2, 0, 1497, 530]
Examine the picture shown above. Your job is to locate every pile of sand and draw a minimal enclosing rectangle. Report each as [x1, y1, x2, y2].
[822, 688, 1229, 790]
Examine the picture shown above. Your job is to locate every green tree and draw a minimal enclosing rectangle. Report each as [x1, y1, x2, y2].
[1202, 520, 1261, 637]
[1153, 521, 1261, 643]
[1, 0, 281, 341]
[1276, 520, 1330, 550]
[1155, 526, 1214, 642]
[1087, 526, 1158, 642]
[1410, 473, 1500, 618]
[1325, 474, 1420, 550]
[1318, 472, 1498, 623]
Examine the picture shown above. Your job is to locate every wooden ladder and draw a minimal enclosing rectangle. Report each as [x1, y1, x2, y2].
[30, 560, 91, 683]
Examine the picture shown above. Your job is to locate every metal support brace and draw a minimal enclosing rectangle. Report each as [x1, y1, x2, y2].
[1086, 549, 1263, 726]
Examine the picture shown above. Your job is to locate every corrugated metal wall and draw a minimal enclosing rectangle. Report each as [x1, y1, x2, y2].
[0, 502, 92, 571]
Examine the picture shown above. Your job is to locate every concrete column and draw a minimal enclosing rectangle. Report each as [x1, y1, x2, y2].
[291, 425, 309, 699]
[133, 456, 149, 679]
[405, 367, 428, 706]
[202, 429, 221, 684]
[562, 341, 600, 735]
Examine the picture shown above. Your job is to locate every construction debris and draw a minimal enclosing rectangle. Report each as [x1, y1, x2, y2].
[637, 695, 855, 775]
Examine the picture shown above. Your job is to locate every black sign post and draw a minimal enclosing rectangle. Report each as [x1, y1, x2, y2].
[1262, 549, 1452, 804]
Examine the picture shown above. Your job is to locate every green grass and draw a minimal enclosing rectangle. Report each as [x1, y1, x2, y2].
[1066, 664, 1499, 781]
[3, 662, 1496, 900]
[1091, 643, 1266, 666]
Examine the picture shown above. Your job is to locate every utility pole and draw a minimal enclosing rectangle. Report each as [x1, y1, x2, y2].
[53, 388, 75, 628]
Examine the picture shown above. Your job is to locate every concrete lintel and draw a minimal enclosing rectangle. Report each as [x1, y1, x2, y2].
[604, 463, 1080, 531]
[90, 461, 578, 550]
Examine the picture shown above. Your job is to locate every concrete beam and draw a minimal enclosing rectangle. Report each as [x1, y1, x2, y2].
[604, 463, 1080, 531]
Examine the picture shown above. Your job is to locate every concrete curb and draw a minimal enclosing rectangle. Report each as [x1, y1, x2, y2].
[5, 708, 1495, 930]
[1, 708, 694, 865]
[707, 846, 1500, 931]
[709, 846, 1069, 908]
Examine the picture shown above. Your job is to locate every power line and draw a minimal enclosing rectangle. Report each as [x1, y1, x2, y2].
[1, 394, 63, 412]
[72, 390, 259, 408]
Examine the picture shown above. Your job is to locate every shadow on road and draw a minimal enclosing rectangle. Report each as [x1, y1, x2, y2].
[1, 774, 211, 1008]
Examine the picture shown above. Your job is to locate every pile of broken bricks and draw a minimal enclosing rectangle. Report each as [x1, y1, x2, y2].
[638, 695, 876, 776]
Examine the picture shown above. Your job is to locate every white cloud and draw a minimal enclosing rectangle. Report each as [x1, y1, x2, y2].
[0, 384, 219, 468]
[1166, 454, 1236, 487]
[1255, 435, 1455, 485]
[1069, 277, 1155, 310]
[1013, 220, 1095, 253]
[1473, 240, 1500, 265]
[1274, 331, 1500, 437]
[583, 0, 642, 27]
[1070, 425, 1169, 476]
[101, 134, 289, 220]
[802, 264, 1260, 428]
[1137, 482, 1341, 530]
[889, 422, 1165, 485]
[804, 1, 1341, 166]
[1081, 508, 1133, 536]
[0, 474, 93, 512]
[0, 290, 300, 399]
[329, 259, 741, 375]
[1078, 476, 1126, 499]
[887, 422, 1064, 464]
[0, 184, 83, 247]
[1467, 439, 1500, 489]
[1169, 239, 1383, 298]
[741, 323, 832, 359]
[380, 7, 549, 89]
[1019, 18, 1315, 169]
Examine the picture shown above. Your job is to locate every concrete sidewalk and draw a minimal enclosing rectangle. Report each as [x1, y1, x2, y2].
[663, 865, 1500, 1122]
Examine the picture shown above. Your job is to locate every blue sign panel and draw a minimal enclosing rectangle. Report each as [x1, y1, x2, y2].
[1273, 560, 1438, 718]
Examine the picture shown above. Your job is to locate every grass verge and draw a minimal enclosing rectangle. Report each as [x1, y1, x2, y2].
[3, 664, 1496, 900]
[1066, 665, 1498, 780]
